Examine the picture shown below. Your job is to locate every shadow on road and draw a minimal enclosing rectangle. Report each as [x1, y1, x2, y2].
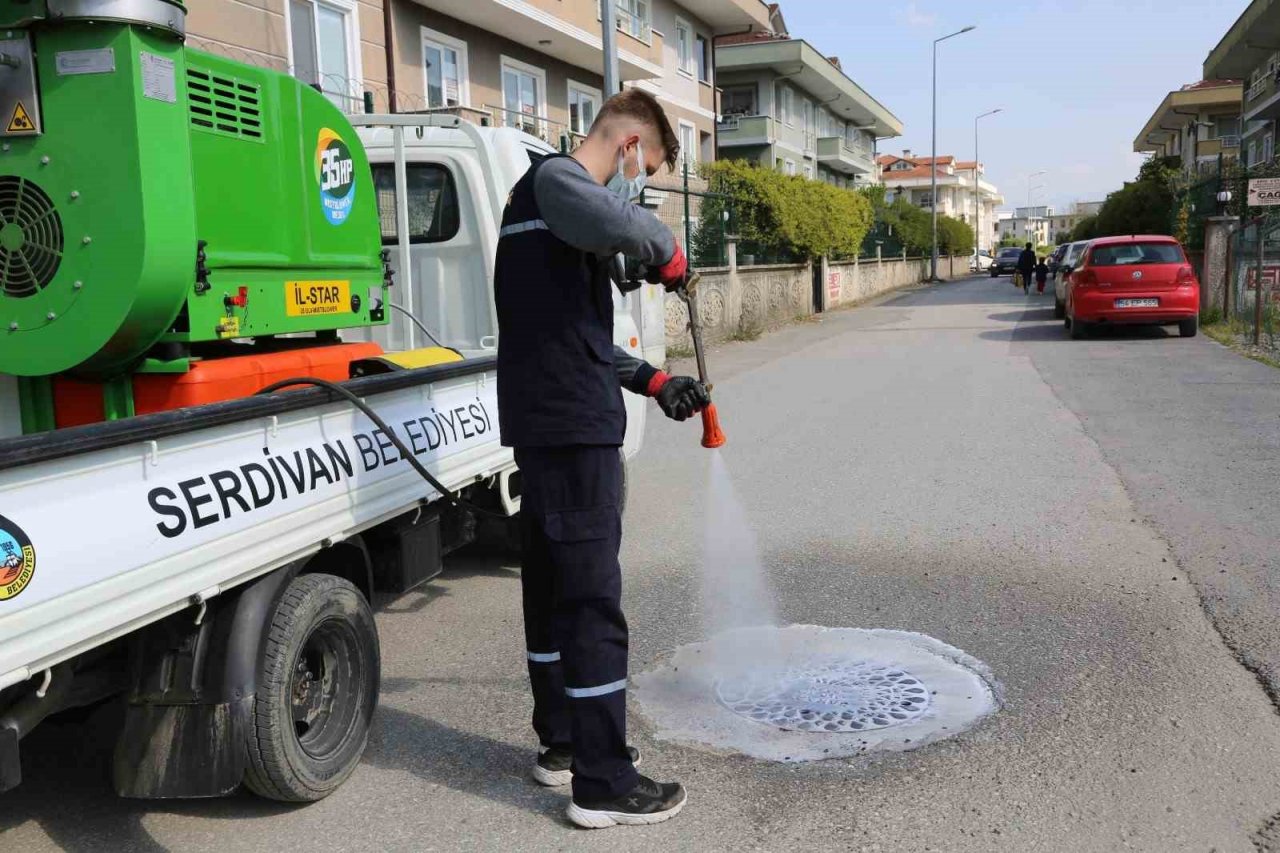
[0, 702, 298, 852]
[363, 706, 565, 823]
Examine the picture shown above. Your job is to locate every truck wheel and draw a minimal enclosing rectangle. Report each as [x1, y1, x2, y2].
[244, 573, 380, 802]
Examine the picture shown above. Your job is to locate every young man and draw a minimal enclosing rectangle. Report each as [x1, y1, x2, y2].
[1016, 242, 1036, 294]
[493, 89, 709, 829]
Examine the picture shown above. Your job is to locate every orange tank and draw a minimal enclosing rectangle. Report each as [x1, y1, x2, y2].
[54, 342, 384, 428]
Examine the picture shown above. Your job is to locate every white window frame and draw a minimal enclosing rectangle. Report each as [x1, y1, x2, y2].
[802, 163, 813, 180]
[283, 0, 362, 112]
[784, 158, 797, 176]
[500, 55, 548, 136]
[1266, 133, 1275, 164]
[695, 33, 710, 83]
[783, 86, 794, 127]
[1249, 139, 1259, 166]
[567, 79, 602, 136]
[675, 16, 694, 77]
[677, 119, 697, 173]
[420, 27, 470, 109]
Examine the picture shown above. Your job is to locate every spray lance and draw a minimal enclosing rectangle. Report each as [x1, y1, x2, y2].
[614, 257, 725, 449]
[671, 271, 726, 449]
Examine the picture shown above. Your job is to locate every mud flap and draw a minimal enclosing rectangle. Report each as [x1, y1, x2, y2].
[0, 726, 19, 792]
[113, 696, 252, 798]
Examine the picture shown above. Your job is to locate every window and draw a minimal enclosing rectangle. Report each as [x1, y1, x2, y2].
[372, 164, 460, 245]
[695, 35, 709, 83]
[678, 120, 696, 172]
[501, 56, 546, 135]
[675, 17, 693, 75]
[1210, 116, 1240, 139]
[1266, 133, 1275, 164]
[616, 0, 650, 41]
[802, 99, 813, 135]
[776, 85, 793, 126]
[803, 164, 813, 180]
[1088, 242, 1183, 266]
[784, 158, 796, 176]
[721, 85, 756, 116]
[289, 0, 356, 111]
[421, 28, 468, 109]
[1249, 140, 1259, 166]
[567, 81, 601, 136]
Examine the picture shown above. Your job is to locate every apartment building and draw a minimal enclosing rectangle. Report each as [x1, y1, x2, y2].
[1048, 201, 1103, 242]
[193, 1, 771, 165]
[1204, 0, 1280, 170]
[715, 25, 903, 189]
[187, 1, 390, 114]
[877, 152, 1005, 252]
[995, 209, 1052, 248]
[1133, 80, 1242, 177]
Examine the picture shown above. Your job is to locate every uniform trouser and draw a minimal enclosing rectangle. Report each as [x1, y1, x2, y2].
[514, 445, 638, 803]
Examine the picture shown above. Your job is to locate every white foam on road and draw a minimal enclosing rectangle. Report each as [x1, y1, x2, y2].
[633, 624, 1001, 762]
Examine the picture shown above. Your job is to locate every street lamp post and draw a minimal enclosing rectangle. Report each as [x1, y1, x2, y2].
[931, 24, 976, 281]
[974, 108, 1001, 266]
[1025, 169, 1046, 246]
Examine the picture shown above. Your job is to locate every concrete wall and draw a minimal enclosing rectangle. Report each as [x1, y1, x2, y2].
[826, 255, 967, 309]
[666, 253, 970, 348]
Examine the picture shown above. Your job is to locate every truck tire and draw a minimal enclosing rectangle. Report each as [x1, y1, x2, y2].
[243, 573, 380, 802]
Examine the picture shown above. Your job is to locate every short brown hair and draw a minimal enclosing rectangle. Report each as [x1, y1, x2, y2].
[592, 89, 679, 170]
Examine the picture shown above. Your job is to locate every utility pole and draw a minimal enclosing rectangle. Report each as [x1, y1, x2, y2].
[1025, 169, 1046, 246]
[602, 1, 619, 96]
[931, 25, 975, 281]
[974, 108, 1001, 265]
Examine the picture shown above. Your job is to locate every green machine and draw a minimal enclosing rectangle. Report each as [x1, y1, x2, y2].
[0, 0, 388, 428]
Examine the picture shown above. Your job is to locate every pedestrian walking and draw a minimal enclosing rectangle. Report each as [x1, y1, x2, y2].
[494, 88, 707, 830]
[1035, 257, 1049, 294]
[1016, 242, 1036, 294]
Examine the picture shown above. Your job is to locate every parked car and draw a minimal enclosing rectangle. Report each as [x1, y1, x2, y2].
[971, 249, 993, 272]
[1052, 240, 1091, 318]
[1064, 235, 1200, 339]
[1047, 244, 1068, 275]
[990, 246, 1023, 277]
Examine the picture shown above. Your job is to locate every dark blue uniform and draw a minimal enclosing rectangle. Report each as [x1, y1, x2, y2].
[495, 154, 670, 802]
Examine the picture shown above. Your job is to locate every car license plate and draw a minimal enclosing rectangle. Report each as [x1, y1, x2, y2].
[1115, 298, 1158, 308]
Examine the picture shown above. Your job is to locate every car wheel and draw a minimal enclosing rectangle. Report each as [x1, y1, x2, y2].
[243, 573, 380, 802]
[989, 269, 998, 278]
[1070, 317, 1090, 340]
[1054, 298, 1065, 319]
[1179, 317, 1198, 338]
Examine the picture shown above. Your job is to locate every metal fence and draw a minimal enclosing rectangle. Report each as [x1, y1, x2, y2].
[1228, 214, 1280, 348]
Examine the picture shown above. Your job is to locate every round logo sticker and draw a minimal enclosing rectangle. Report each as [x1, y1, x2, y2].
[0, 514, 35, 601]
[315, 127, 356, 226]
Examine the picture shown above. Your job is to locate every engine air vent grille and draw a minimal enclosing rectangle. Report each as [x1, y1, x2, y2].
[187, 67, 264, 141]
[0, 177, 63, 299]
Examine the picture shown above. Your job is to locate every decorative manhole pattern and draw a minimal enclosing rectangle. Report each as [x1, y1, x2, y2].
[715, 661, 930, 733]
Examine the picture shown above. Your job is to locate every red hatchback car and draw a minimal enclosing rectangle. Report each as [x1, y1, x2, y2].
[1065, 235, 1200, 339]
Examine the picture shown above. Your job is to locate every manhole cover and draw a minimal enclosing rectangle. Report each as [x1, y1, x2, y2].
[715, 661, 931, 732]
[633, 625, 1000, 762]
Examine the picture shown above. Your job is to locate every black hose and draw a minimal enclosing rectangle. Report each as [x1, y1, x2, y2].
[255, 376, 509, 519]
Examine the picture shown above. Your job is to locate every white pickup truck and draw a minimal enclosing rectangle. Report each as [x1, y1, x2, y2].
[0, 114, 654, 802]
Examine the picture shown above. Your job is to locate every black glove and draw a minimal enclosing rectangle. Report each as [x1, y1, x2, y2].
[655, 376, 711, 421]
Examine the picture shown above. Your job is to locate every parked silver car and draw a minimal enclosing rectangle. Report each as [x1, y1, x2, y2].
[1053, 240, 1092, 318]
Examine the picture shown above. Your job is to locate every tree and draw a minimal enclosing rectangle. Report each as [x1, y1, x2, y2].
[1089, 155, 1180, 238]
[1053, 231, 1071, 245]
[1070, 215, 1099, 242]
[937, 215, 974, 256]
[998, 233, 1022, 248]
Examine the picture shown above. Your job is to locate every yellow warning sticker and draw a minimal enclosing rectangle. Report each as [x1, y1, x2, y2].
[7, 102, 35, 133]
[216, 316, 240, 338]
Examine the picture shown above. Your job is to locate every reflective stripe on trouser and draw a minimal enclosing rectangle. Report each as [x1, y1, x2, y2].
[516, 445, 638, 802]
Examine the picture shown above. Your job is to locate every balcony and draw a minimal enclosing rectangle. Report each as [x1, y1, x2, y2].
[1196, 137, 1241, 160]
[816, 136, 874, 175]
[717, 114, 772, 148]
[1244, 69, 1280, 122]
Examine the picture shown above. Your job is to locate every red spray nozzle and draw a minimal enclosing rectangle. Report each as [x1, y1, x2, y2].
[700, 402, 726, 449]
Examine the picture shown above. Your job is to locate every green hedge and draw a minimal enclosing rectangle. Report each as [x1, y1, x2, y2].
[696, 160, 873, 261]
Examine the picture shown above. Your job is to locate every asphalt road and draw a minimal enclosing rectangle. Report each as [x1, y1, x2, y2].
[6, 274, 1280, 852]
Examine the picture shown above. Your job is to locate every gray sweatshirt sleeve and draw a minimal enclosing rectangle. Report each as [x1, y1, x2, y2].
[613, 345, 661, 396]
[534, 157, 676, 265]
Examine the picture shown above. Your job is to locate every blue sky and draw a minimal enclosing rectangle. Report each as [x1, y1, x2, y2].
[780, 0, 1245, 212]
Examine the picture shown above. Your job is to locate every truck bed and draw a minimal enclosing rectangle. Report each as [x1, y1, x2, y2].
[0, 356, 505, 691]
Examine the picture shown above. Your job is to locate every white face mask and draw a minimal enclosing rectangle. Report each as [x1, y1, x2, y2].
[606, 141, 646, 202]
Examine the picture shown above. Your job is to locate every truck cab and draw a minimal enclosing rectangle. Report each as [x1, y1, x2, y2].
[350, 116, 648, 462]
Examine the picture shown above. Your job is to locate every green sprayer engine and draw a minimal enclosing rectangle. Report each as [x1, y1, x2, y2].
[0, 0, 388, 430]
